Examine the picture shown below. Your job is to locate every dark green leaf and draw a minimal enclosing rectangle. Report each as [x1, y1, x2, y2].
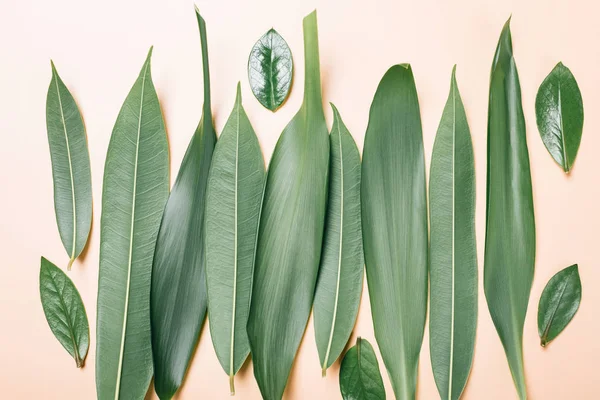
[339, 337, 386, 400]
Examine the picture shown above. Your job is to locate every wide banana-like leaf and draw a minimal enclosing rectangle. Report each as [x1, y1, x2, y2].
[361, 64, 428, 400]
[46, 62, 92, 270]
[96, 48, 169, 400]
[429, 67, 477, 400]
[205, 83, 265, 394]
[247, 11, 329, 400]
[314, 104, 363, 376]
[484, 19, 535, 400]
[150, 9, 216, 400]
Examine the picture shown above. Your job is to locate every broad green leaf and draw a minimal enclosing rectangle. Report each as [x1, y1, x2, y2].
[429, 67, 477, 400]
[204, 83, 265, 394]
[39, 257, 89, 368]
[484, 18, 535, 400]
[538, 264, 581, 347]
[339, 337, 386, 400]
[535, 62, 584, 173]
[314, 104, 363, 376]
[96, 48, 169, 400]
[150, 9, 216, 400]
[248, 28, 293, 111]
[247, 11, 329, 400]
[361, 64, 428, 400]
[46, 62, 92, 270]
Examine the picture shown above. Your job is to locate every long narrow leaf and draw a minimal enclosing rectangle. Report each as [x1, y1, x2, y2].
[484, 18, 535, 400]
[361, 64, 428, 400]
[96, 48, 169, 400]
[247, 10, 329, 400]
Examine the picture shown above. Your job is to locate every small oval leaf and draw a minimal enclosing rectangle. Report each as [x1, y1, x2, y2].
[40, 257, 89, 368]
[339, 337, 386, 400]
[535, 62, 584, 173]
[248, 28, 293, 111]
[537, 264, 582, 347]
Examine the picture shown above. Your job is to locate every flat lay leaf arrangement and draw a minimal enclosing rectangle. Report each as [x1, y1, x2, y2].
[339, 337, 386, 400]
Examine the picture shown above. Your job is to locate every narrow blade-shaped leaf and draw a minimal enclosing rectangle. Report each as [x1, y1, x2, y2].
[40, 257, 89, 368]
[314, 104, 363, 376]
[248, 28, 293, 111]
[205, 83, 265, 394]
[484, 18, 535, 400]
[46, 62, 92, 270]
[96, 48, 169, 400]
[339, 337, 386, 400]
[429, 67, 477, 400]
[538, 264, 581, 347]
[247, 10, 329, 400]
[361, 64, 428, 400]
[535, 62, 584, 173]
[150, 9, 216, 400]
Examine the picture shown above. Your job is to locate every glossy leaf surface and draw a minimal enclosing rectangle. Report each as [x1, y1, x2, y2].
[46, 62, 92, 270]
[429, 67, 477, 400]
[314, 104, 363, 376]
[205, 83, 265, 394]
[96, 48, 169, 400]
[361, 64, 428, 400]
[484, 19, 535, 400]
[339, 337, 386, 400]
[247, 11, 329, 400]
[40, 257, 89, 368]
[537, 264, 581, 347]
[248, 28, 293, 111]
[150, 9, 216, 400]
[535, 62, 584, 173]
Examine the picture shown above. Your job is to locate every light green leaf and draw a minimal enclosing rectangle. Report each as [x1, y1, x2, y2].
[535, 62, 584, 173]
[39, 257, 89, 368]
[247, 11, 329, 400]
[339, 337, 386, 400]
[205, 83, 265, 394]
[96, 48, 169, 400]
[538, 264, 581, 347]
[248, 28, 293, 111]
[314, 104, 363, 376]
[484, 18, 535, 400]
[361, 64, 428, 400]
[149, 9, 216, 400]
[429, 67, 477, 400]
[46, 62, 92, 270]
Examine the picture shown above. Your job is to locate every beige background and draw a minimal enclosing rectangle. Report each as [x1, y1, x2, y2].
[0, 0, 598, 398]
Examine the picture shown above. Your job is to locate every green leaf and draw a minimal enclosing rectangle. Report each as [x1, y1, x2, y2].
[535, 62, 584, 173]
[429, 67, 477, 400]
[247, 11, 329, 400]
[39, 257, 89, 368]
[150, 9, 216, 400]
[339, 337, 386, 400]
[204, 83, 265, 394]
[314, 104, 363, 376]
[96, 48, 169, 400]
[248, 28, 293, 111]
[361, 64, 428, 400]
[46, 62, 92, 270]
[538, 264, 581, 347]
[484, 18, 535, 400]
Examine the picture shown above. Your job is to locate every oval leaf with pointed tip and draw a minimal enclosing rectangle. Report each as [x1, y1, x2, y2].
[538, 264, 581, 347]
[361, 64, 428, 400]
[96, 48, 169, 400]
[46, 63, 92, 270]
[314, 104, 363, 376]
[205, 83, 265, 394]
[40, 257, 89, 368]
[247, 11, 329, 400]
[535, 62, 584, 173]
[248, 28, 293, 111]
[339, 337, 386, 400]
[429, 67, 477, 400]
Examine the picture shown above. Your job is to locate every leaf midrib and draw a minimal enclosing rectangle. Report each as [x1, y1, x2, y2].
[557, 80, 569, 172]
[448, 78, 456, 400]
